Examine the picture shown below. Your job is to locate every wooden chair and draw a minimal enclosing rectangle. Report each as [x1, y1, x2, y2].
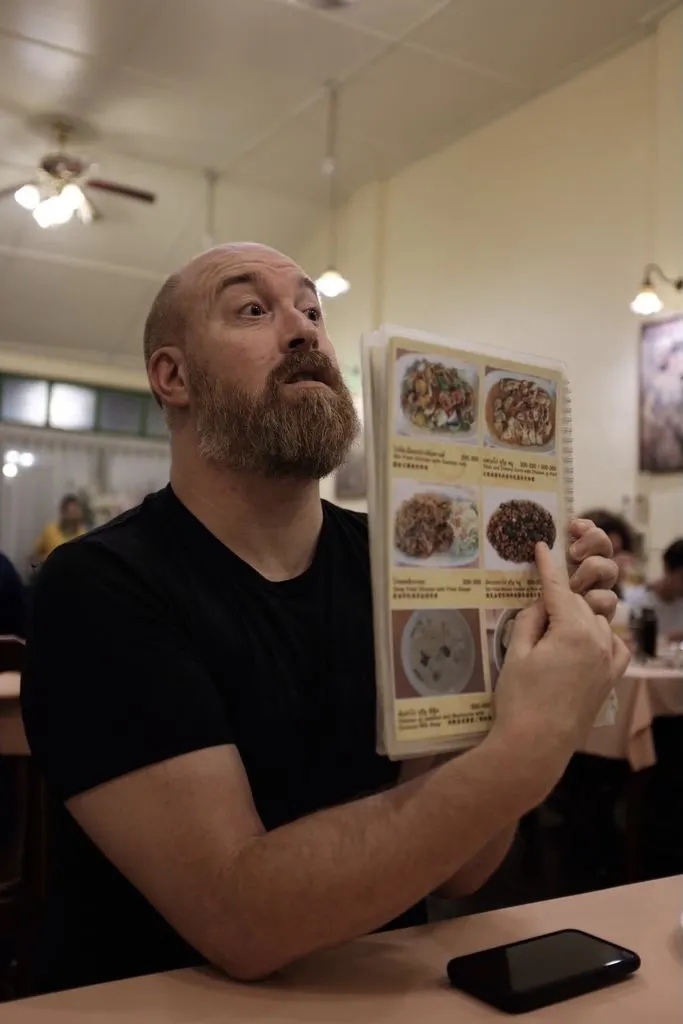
[0, 637, 48, 1001]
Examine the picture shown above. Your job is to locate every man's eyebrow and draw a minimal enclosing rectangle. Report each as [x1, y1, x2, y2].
[299, 275, 319, 298]
[214, 272, 319, 301]
[215, 272, 258, 296]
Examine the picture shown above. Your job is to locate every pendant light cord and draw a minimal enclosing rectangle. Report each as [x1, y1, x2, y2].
[204, 169, 217, 249]
[325, 83, 339, 266]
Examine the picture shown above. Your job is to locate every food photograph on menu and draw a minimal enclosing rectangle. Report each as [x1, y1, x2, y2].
[391, 608, 486, 700]
[393, 480, 480, 568]
[485, 607, 520, 690]
[483, 368, 557, 454]
[394, 350, 480, 442]
[483, 490, 559, 571]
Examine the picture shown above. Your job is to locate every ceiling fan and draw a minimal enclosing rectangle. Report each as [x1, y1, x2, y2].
[0, 121, 156, 228]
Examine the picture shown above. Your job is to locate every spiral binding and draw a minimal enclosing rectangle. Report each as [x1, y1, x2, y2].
[561, 376, 575, 523]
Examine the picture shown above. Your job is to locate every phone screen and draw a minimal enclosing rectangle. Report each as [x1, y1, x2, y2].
[447, 929, 640, 1012]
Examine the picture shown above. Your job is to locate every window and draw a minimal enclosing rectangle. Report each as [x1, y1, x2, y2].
[49, 383, 97, 431]
[0, 377, 49, 426]
[99, 391, 143, 434]
[144, 397, 168, 439]
[0, 374, 168, 442]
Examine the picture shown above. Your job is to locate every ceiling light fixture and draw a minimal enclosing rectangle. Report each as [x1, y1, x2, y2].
[2, 118, 156, 227]
[3, 450, 36, 473]
[31, 183, 88, 229]
[14, 184, 41, 210]
[630, 263, 683, 316]
[315, 82, 350, 299]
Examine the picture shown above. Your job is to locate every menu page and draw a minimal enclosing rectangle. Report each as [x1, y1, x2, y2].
[385, 334, 568, 752]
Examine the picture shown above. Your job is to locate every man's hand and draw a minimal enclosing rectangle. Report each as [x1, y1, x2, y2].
[567, 518, 619, 620]
[433, 518, 622, 900]
[494, 542, 630, 771]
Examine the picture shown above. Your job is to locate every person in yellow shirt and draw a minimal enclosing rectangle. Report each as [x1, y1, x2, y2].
[33, 494, 87, 563]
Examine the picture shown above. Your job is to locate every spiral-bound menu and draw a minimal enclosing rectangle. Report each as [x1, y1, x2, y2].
[362, 325, 578, 760]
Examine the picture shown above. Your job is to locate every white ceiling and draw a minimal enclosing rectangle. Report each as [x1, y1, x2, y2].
[0, 0, 678, 370]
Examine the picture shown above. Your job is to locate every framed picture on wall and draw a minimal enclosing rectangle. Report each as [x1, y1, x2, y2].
[639, 314, 683, 473]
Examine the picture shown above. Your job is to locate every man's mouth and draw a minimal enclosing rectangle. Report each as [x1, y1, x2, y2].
[284, 368, 331, 386]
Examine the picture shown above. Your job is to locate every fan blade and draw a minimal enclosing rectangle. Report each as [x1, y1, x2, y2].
[87, 178, 156, 203]
[0, 183, 29, 201]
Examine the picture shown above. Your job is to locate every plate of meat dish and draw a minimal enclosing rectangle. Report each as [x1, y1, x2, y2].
[393, 485, 480, 568]
[484, 370, 557, 454]
[396, 353, 479, 442]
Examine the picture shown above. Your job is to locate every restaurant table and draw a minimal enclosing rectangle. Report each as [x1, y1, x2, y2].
[0, 672, 26, 756]
[581, 662, 683, 770]
[2, 876, 681, 1022]
[0, 668, 47, 978]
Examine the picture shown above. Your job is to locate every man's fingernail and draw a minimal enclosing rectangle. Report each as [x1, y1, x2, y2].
[569, 542, 582, 559]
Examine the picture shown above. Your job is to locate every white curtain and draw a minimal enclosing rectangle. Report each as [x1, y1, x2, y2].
[0, 426, 169, 574]
[104, 445, 171, 506]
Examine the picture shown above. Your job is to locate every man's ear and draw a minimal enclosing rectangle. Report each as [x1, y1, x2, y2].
[147, 347, 190, 411]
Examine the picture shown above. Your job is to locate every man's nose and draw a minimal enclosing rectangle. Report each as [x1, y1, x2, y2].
[287, 334, 317, 351]
[282, 312, 319, 352]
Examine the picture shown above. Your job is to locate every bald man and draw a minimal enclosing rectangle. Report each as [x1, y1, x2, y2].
[21, 243, 628, 994]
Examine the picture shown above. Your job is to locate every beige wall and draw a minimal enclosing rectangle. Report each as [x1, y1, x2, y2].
[300, 7, 683, 537]
[0, 347, 148, 391]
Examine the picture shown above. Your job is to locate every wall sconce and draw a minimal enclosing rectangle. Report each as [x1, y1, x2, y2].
[630, 263, 683, 316]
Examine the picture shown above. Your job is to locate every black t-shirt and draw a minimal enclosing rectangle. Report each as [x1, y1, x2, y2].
[21, 487, 426, 993]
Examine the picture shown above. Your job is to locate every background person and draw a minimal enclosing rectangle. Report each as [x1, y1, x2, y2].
[32, 495, 86, 564]
[626, 538, 683, 644]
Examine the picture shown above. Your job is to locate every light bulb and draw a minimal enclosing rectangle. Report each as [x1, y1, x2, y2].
[4, 450, 20, 464]
[315, 268, 350, 298]
[630, 285, 663, 316]
[33, 194, 75, 228]
[2, 462, 18, 478]
[14, 184, 41, 210]
[77, 197, 93, 225]
[18, 452, 35, 467]
[60, 183, 85, 211]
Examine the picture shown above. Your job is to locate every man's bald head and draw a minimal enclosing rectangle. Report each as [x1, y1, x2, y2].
[142, 241, 357, 478]
[143, 243, 302, 367]
[143, 272, 185, 368]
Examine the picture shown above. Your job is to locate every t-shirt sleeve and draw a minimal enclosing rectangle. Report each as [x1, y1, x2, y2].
[21, 539, 234, 801]
[33, 527, 50, 559]
[0, 553, 26, 639]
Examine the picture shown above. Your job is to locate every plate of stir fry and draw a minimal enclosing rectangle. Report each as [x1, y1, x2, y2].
[396, 354, 479, 440]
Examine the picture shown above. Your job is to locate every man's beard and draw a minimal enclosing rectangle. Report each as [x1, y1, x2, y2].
[187, 350, 360, 480]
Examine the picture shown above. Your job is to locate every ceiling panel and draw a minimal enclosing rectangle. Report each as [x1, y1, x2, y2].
[408, 0, 681, 87]
[163, 179, 319, 271]
[78, 72, 283, 170]
[274, 0, 448, 37]
[0, 257, 157, 354]
[117, 0, 382, 90]
[340, 45, 528, 172]
[225, 96, 386, 204]
[0, 33, 92, 112]
[0, 0, 160, 57]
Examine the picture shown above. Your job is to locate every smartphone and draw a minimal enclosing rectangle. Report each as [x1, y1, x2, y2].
[446, 928, 640, 1014]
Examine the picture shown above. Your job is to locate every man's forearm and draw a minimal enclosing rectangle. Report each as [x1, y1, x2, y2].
[213, 734, 556, 980]
[435, 823, 517, 899]
[399, 754, 517, 899]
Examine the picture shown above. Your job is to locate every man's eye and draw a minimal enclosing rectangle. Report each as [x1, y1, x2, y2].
[304, 307, 322, 322]
[241, 302, 266, 317]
